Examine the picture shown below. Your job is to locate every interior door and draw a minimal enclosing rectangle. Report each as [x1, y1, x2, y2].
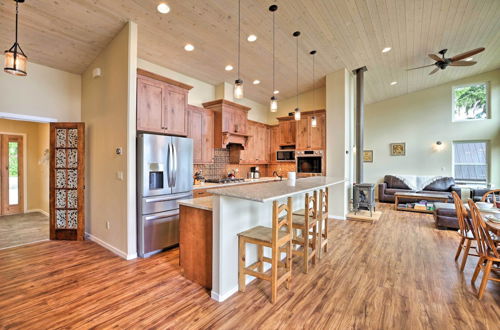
[50, 123, 85, 240]
[0, 135, 24, 215]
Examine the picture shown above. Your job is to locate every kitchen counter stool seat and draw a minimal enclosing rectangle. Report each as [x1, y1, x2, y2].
[238, 197, 293, 304]
[317, 187, 329, 259]
[292, 191, 318, 273]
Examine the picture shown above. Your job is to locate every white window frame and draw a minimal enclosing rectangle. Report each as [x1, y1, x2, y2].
[452, 140, 489, 186]
[451, 82, 489, 122]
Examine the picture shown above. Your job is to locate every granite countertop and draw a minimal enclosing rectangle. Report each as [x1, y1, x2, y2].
[209, 176, 345, 203]
[177, 196, 213, 211]
[193, 177, 282, 190]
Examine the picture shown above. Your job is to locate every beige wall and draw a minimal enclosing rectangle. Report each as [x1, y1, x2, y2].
[82, 22, 137, 259]
[0, 119, 49, 213]
[0, 55, 81, 122]
[268, 87, 326, 124]
[365, 69, 500, 187]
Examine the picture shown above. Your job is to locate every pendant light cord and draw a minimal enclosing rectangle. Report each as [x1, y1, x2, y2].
[312, 53, 315, 109]
[296, 35, 299, 109]
[237, 0, 241, 80]
[15, 0, 19, 44]
[272, 10, 275, 93]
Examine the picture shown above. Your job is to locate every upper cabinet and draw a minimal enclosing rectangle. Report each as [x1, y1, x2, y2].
[269, 125, 279, 163]
[136, 69, 193, 136]
[187, 105, 214, 164]
[296, 111, 326, 150]
[202, 99, 251, 149]
[239, 121, 269, 164]
[278, 119, 296, 146]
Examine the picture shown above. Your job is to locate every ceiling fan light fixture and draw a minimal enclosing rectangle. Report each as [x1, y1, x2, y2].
[4, 0, 28, 76]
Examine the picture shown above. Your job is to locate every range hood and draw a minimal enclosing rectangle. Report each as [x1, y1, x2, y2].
[202, 99, 251, 149]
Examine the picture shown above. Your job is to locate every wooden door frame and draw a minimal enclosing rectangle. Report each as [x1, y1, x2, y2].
[0, 134, 25, 215]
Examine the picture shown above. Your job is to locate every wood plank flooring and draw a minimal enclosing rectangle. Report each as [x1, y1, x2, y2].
[0, 212, 49, 249]
[0, 204, 498, 329]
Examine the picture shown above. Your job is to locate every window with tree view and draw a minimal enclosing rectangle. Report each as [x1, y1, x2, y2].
[452, 83, 488, 121]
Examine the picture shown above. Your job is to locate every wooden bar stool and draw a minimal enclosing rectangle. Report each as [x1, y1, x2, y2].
[291, 191, 318, 273]
[238, 197, 293, 303]
[317, 187, 329, 259]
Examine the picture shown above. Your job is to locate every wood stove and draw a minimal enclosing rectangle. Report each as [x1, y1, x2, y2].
[353, 183, 375, 216]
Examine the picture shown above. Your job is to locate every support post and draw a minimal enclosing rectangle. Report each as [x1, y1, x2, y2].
[353, 66, 367, 184]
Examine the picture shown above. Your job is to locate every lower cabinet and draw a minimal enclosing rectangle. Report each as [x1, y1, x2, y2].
[193, 189, 213, 199]
[187, 105, 214, 164]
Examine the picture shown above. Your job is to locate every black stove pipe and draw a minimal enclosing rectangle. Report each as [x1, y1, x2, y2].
[352, 66, 367, 184]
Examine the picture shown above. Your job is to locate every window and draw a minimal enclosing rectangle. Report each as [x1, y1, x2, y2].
[453, 141, 488, 184]
[452, 82, 489, 121]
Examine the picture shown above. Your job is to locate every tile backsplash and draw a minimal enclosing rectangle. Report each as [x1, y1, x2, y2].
[194, 148, 270, 180]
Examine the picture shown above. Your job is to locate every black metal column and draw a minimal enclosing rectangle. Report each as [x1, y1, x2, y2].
[353, 66, 367, 184]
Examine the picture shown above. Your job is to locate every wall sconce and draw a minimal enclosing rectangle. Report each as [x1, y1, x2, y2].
[433, 141, 445, 152]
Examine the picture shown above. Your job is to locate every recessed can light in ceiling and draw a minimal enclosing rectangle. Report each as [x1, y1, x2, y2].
[273, 90, 279, 94]
[157, 3, 170, 14]
[225, 65, 234, 71]
[247, 34, 257, 42]
[382, 47, 392, 53]
[253, 80, 260, 85]
[184, 44, 194, 51]
[390, 81, 398, 86]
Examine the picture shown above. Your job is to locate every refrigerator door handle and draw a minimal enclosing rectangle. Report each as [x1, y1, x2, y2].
[172, 143, 178, 187]
[167, 143, 173, 187]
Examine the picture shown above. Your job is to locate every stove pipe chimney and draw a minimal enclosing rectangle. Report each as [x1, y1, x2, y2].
[353, 66, 367, 184]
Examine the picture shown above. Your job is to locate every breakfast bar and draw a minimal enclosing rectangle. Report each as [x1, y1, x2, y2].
[208, 176, 345, 302]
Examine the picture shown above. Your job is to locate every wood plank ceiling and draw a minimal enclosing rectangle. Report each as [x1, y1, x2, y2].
[0, 0, 499, 105]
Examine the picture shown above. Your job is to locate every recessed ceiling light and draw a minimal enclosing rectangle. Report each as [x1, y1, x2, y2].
[390, 81, 398, 86]
[465, 57, 473, 61]
[247, 34, 257, 42]
[382, 47, 392, 53]
[157, 2, 170, 14]
[253, 80, 260, 85]
[225, 65, 234, 71]
[273, 90, 279, 94]
[184, 44, 194, 52]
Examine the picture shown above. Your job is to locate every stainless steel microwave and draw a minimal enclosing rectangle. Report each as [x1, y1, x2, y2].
[276, 150, 295, 161]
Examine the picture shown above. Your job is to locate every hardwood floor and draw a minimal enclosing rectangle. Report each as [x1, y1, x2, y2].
[0, 212, 49, 249]
[0, 204, 498, 328]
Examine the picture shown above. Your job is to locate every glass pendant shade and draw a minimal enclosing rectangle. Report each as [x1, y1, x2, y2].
[4, 49, 27, 76]
[234, 79, 244, 99]
[311, 116, 317, 127]
[270, 96, 278, 112]
[294, 108, 301, 121]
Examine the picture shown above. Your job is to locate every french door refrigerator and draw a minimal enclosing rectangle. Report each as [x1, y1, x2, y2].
[137, 133, 193, 257]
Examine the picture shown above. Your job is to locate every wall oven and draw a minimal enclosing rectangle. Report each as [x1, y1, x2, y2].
[276, 150, 295, 162]
[296, 150, 323, 174]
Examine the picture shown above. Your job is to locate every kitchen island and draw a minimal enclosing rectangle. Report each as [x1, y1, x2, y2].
[209, 176, 345, 302]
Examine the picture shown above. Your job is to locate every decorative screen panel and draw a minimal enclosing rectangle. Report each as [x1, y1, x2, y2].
[50, 123, 85, 240]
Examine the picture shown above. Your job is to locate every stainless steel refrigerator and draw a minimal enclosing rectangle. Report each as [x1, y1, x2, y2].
[137, 133, 193, 257]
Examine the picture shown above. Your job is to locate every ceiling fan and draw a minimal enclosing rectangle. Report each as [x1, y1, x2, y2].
[407, 47, 485, 75]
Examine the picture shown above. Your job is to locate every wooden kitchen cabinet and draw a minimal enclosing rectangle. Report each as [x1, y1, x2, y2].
[269, 125, 279, 163]
[137, 69, 193, 136]
[295, 111, 326, 150]
[187, 105, 214, 164]
[240, 121, 269, 164]
[193, 188, 213, 198]
[279, 119, 296, 146]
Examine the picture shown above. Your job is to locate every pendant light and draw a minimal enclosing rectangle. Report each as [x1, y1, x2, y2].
[4, 0, 28, 76]
[234, 0, 244, 99]
[293, 31, 301, 121]
[269, 5, 278, 112]
[310, 50, 317, 128]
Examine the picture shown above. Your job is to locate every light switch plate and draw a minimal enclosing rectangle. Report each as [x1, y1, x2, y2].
[116, 171, 124, 181]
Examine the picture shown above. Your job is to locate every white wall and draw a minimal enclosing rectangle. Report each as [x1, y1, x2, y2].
[365, 69, 500, 187]
[267, 87, 326, 124]
[82, 22, 138, 259]
[0, 55, 81, 122]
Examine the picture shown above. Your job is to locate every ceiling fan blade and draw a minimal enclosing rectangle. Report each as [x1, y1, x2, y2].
[429, 67, 439, 75]
[450, 47, 485, 62]
[407, 64, 435, 71]
[428, 54, 442, 62]
[449, 60, 477, 66]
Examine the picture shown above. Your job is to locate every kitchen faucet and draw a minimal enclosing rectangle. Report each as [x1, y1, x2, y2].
[272, 171, 283, 181]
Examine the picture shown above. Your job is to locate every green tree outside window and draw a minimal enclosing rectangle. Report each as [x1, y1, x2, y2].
[453, 83, 488, 121]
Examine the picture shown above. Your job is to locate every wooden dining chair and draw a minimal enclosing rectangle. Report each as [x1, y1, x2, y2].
[238, 197, 293, 303]
[468, 200, 500, 299]
[452, 191, 477, 271]
[481, 189, 500, 208]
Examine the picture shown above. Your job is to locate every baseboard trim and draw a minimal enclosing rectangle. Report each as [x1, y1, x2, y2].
[329, 215, 346, 221]
[26, 209, 49, 217]
[211, 276, 258, 302]
[85, 233, 137, 260]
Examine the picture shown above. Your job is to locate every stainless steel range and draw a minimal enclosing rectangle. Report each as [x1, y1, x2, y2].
[137, 133, 193, 258]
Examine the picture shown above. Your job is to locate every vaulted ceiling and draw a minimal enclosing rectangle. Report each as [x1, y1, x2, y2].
[1, 0, 499, 105]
